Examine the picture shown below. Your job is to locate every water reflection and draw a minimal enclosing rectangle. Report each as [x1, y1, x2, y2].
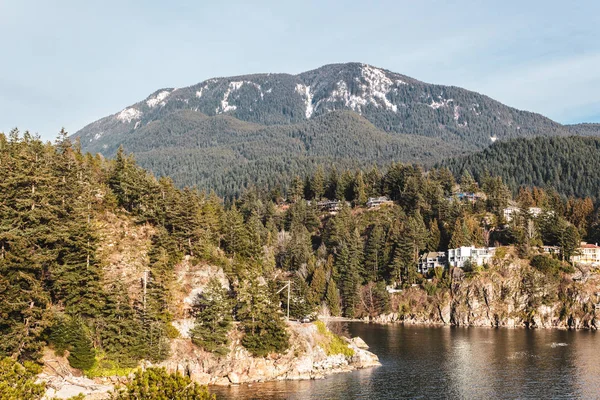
[212, 324, 599, 399]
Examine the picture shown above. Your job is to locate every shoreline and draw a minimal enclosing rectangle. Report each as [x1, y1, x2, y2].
[320, 315, 598, 331]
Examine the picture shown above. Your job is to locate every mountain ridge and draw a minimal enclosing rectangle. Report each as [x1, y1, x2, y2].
[72, 62, 600, 196]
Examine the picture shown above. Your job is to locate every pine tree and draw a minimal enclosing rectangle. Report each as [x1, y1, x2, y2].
[325, 279, 341, 317]
[308, 264, 327, 305]
[449, 218, 471, 249]
[353, 171, 368, 206]
[237, 276, 289, 357]
[311, 166, 326, 200]
[190, 278, 233, 356]
[364, 225, 385, 282]
[427, 219, 441, 252]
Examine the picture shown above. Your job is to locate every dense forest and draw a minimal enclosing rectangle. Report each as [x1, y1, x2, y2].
[2, 129, 600, 397]
[73, 62, 600, 198]
[441, 136, 600, 199]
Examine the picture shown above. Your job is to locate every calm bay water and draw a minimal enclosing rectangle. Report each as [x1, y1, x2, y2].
[212, 323, 600, 399]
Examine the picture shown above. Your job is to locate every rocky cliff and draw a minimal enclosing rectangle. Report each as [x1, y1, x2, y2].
[40, 322, 379, 399]
[160, 322, 379, 386]
[372, 250, 600, 330]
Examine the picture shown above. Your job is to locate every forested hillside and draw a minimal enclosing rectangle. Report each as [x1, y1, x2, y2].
[3, 129, 600, 393]
[72, 62, 591, 197]
[441, 136, 600, 199]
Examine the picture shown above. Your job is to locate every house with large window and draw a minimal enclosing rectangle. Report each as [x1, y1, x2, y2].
[447, 246, 496, 268]
[366, 196, 393, 208]
[418, 252, 447, 274]
[571, 242, 600, 265]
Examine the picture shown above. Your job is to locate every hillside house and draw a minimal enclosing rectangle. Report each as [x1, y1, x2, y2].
[503, 206, 545, 222]
[366, 196, 393, 208]
[571, 242, 600, 265]
[418, 252, 447, 274]
[448, 246, 496, 268]
[503, 206, 520, 222]
[316, 200, 350, 212]
[542, 245, 560, 255]
[447, 192, 485, 204]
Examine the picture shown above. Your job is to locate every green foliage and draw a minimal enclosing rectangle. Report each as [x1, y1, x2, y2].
[237, 277, 290, 357]
[190, 278, 233, 356]
[110, 367, 215, 400]
[442, 136, 600, 200]
[0, 357, 45, 400]
[75, 63, 589, 199]
[530, 255, 573, 278]
[314, 321, 354, 357]
[47, 315, 96, 370]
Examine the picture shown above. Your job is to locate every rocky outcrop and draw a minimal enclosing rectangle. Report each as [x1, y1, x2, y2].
[39, 348, 113, 400]
[159, 322, 379, 385]
[372, 256, 600, 330]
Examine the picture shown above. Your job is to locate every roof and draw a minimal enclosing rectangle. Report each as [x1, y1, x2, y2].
[580, 243, 600, 249]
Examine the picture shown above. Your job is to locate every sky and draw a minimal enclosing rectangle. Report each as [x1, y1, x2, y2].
[1, 0, 599, 140]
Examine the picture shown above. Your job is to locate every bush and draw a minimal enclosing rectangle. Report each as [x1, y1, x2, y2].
[530, 255, 566, 277]
[110, 367, 215, 399]
[314, 321, 354, 357]
[47, 315, 96, 371]
[0, 357, 45, 400]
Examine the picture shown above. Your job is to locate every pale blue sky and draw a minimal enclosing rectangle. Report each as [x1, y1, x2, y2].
[1, 0, 599, 140]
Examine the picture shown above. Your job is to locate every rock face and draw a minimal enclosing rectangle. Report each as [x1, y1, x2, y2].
[159, 322, 380, 385]
[371, 256, 600, 330]
[39, 348, 113, 399]
[164, 262, 379, 385]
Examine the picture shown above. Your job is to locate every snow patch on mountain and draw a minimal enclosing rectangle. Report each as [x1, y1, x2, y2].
[216, 81, 264, 114]
[116, 108, 142, 123]
[146, 91, 171, 108]
[326, 80, 368, 112]
[429, 97, 453, 109]
[453, 105, 460, 121]
[318, 65, 400, 113]
[295, 84, 314, 118]
[359, 65, 398, 112]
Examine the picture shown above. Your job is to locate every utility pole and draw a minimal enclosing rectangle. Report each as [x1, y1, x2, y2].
[276, 280, 291, 321]
[143, 270, 149, 313]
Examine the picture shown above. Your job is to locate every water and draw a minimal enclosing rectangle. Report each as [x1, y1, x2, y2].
[212, 323, 600, 399]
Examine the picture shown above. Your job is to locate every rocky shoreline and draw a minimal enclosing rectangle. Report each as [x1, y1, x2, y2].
[364, 260, 600, 331]
[159, 321, 380, 386]
[39, 321, 380, 399]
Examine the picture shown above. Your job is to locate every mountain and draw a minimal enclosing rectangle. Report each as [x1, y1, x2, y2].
[440, 136, 600, 199]
[73, 62, 588, 196]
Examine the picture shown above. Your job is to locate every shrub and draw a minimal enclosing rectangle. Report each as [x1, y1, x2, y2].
[47, 315, 96, 371]
[530, 255, 564, 277]
[110, 367, 215, 399]
[0, 357, 45, 400]
[314, 321, 354, 357]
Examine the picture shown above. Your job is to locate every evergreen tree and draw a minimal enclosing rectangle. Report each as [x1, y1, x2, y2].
[190, 278, 233, 356]
[311, 166, 326, 200]
[364, 225, 385, 282]
[237, 276, 289, 357]
[353, 171, 368, 206]
[449, 218, 471, 249]
[308, 264, 327, 305]
[325, 280, 342, 317]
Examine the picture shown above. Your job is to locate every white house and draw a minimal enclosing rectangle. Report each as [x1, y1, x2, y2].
[503, 206, 520, 222]
[503, 206, 544, 222]
[448, 246, 496, 268]
[571, 242, 600, 265]
[418, 252, 447, 274]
